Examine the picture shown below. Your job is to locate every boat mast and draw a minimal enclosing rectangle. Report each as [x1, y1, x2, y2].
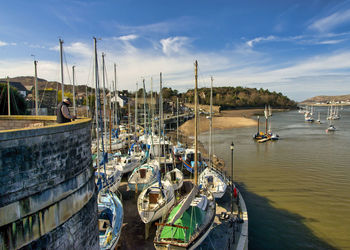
[158, 73, 162, 171]
[151, 77, 155, 156]
[72, 66, 76, 116]
[176, 97, 179, 144]
[257, 116, 260, 134]
[128, 102, 131, 150]
[264, 105, 268, 135]
[151, 77, 154, 137]
[59, 39, 64, 102]
[194, 60, 198, 185]
[34, 60, 38, 116]
[7, 76, 10, 116]
[85, 84, 88, 117]
[114, 63, 118, 128]
[135, 82, 138, 135]
[209, 76, 213, 168]
[143, 78, 147, 137]
[102, 53, 107, 150]
[93, 37, 100, 180]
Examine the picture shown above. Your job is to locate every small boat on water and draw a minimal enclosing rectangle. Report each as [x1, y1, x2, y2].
[137, 179, 175, 224]
[165, 168, 184, 191]
[128, 161, 159, 192]
[98, 188, 123, 250]
[326, 124, 336, 132]
[257, 137, 270, 143]
[199, 167, 227, 199]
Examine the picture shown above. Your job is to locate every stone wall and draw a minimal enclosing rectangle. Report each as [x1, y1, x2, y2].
[0, 117, 98, 249]
[0, 116, 56, 131]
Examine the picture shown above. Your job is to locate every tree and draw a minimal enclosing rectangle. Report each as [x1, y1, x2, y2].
[0, 83, 27, 115]
[57, 90, 73, 103]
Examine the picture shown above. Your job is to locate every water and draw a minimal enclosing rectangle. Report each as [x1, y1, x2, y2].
[199, 107, 350, 249]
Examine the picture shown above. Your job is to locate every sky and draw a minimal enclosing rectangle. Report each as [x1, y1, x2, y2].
[1, 0, 350, 101]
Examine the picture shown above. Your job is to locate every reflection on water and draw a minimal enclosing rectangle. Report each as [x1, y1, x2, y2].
[199, 107, 350, 249]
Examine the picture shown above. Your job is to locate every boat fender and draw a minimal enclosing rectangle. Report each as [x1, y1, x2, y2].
[233, 187, 237, 198]
[106, 231, 113, 244]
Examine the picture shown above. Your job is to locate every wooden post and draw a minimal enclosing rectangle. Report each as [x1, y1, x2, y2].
[109, 109, 112, 153]
[7, 76, 10, 116]
[59, 39, 64, 102]
[34, 60, 38, 116]
[194, 60, 198, 185]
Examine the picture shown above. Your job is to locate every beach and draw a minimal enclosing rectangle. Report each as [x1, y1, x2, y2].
[178, 109, 261, 137]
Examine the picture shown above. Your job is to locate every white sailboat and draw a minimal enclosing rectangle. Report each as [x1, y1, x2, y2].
[165, 168, 184, 191]
[199, 76, 227, 199]
[98, 188, 123, 250]
[128, 160, 159, 192]
[137, 179, 175, 224]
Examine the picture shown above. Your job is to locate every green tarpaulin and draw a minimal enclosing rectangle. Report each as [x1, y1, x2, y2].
[160, 203, 204, 242]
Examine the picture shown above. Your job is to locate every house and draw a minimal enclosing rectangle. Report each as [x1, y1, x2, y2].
[0, 81, 27, 97]
[111, 93, 128, 107]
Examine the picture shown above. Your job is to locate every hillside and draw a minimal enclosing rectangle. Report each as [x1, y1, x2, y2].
[183, 86, 297, 108]
[301, 94, 350, 104]
[0, 76, 92, 93]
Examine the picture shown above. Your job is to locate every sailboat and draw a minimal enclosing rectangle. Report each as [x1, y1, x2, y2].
[128, 160, 159, 191]
[182, 148, 206, 173]
[316, 111, 322, 124]
[199, 76, 228, 199]
[137, 178, 175, 224]
[154, 60, 215, 249]
[98, 188, 123, 250]
[165, 168, 184, 191]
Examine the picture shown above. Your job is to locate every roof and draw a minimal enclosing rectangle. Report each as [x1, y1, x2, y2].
[0, 81, 27, 92]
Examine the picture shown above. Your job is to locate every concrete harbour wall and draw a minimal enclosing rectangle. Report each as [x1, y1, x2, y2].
[0, 116, 98, 249]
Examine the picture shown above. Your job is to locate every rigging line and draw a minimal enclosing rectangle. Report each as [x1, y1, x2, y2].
[86, 54, 94, 88]
[38, 79, 50, 110]
[10, 87, 20, 114]
[63, 50, 72, 86]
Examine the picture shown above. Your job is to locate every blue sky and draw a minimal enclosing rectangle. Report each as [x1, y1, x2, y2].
[1, 0, 350, 101]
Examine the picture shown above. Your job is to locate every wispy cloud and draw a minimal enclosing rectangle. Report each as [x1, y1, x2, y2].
[246, 36, 276, 47]
[160, 37, 190, 56]
[50, 42, 92, 58]
[0, 41, 16, 46]
[113, 16, 195, 36]
[309, 9, 350, 32]
[114, 35, 138, 41]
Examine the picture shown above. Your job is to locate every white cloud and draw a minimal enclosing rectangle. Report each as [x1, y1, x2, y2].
[2, 36, 350, 101]
[309, 9, 350, 32]
[246, 36, 276, 47]
[114, 35, 138, 41]
[0, 41, 16, 47]
[50, 42, 92, 58]
[160, 37, 189, 56]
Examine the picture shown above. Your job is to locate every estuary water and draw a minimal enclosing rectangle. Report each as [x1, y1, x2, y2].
[199, 107, 350, 249]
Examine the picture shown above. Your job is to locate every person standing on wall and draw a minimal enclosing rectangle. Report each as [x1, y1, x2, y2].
[57, 98, 77, 123]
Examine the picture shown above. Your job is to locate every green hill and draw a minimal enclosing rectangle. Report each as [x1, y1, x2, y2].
[183, 86, 297, 109]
